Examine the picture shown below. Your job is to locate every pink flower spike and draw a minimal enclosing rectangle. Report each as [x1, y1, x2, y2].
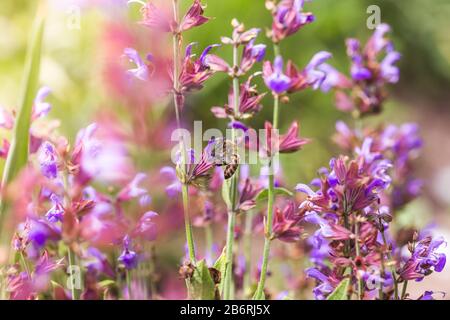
[278, 121, 310, 154]
[133, 211, 158, 241]
[0, 106, 14, 129]
[32, 87, 52, 119]
[118, 173, 148, 202]
[179, 0, 210, 32]
[139, 1, 174, 32]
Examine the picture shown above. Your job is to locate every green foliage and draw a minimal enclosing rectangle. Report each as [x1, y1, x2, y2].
[213, 248, 227, 296]
[0, 10, 45, 220]
[327, 278, 350, 300]
[255, 187, 293, 202]
[186, 260, 216, 300]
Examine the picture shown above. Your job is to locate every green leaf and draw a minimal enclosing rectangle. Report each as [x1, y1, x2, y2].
[252, 290, 265, 300]
[255, 187, 293, 202]
[327, 278, 350, 300]
[0, 9, 45, 217]
[221, 179, 232, 208]
[187, 260, 216, 300]
[98, 280, 116, 288]
[213, 248, 226, 295]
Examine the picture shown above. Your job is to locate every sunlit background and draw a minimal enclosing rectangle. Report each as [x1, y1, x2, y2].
[1, 0, 450, 298]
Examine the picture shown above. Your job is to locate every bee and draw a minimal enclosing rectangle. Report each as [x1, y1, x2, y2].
[210, 138, 240, 180]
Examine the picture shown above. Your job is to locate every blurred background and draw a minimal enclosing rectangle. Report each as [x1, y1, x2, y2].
[1, 0, 450, 298]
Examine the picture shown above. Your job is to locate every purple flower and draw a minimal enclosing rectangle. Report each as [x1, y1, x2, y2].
[27, 218, 61, 251]
[265, 121, 310, 157]
[123, 47, 150, 81]
[304, 51, 332, 89]
[76, 123, 133, 184]
[212, 74, 266, 120]
[399, 236, 446, 281]
[177, 141, 217, 189]
[272, 202, 303, 242]
[178, 0, 210, 32]
[117, 173, 148, 202]
[380, 51, 401, 83]
[240, 39, 266, 74]
[38, 141, 58, 179]
[318, 63, 352, 93]
[179, 44, 227, 94]
[33, 87, 52, 119]
[305, 267, 337, 300]
[282, 52, 332, 93]
[83, 247, 115, 277]
[45, 194, 65, 223]
[346, 39, 372, 81]
[263, 56, 291, 94]
[118, 236, 138, 270]
[228, 120, 248, 132]
[418, 291, 446, 300]
[133, 211, 158, 241]
[271, 0, 315, 43]
[367, 23, 392, 55]
[0, 106, 14, 129]
[160, 166, 182, 197]
[139, 1, 173, 32]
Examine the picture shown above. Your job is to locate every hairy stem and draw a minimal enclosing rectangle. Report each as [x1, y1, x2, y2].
[126, 269, 132, 300]
[242, 210, 254, 297]
[254, 93, 279, 299]
[401, 280, 408, 300]
[182, 184, 196, 263]
[172, 0, 196, 264]
[222, 43, 241, 300]
[205, 224, 213, 261]
[67, 248, 79, 300]
[381, 229, 398, 299]
[354, 220, 363, 300]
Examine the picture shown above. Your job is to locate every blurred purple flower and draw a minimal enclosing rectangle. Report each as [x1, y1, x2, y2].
[271, 0, 315, 43]
[45, 194, 65, 223]
[160, 166, 182, 197]
[38, 141, 58, 179]
[263, 56, 291, 94]
[399, 236, 446, 281]
[118, 235, 139, 270]
[133, 211, 158, 241]
[123, 47, 151, 81]
[32, 87, 52, 119]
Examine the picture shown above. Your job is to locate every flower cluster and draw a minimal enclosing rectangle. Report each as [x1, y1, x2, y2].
[0, 0, 446, 302]
[3, 99, 159, 298]
[319, 24, 401, 116]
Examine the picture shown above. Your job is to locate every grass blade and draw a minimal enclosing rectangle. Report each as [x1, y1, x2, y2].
[327, 278, 350, 300]
[0, 10, 45, 221]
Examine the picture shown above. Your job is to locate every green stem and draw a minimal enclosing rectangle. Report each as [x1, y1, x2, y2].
[354, 220, 363, 300]
[401, 280, 408, 300]
[253, 93, 280, 299]
[67, 248, 78, 300]
[242, 210, 254, 298]
[381, 229, 399, 299]
[222, 43, 241, 300]
[273, 94, 279, 129]
[205, 224, 213, 261]
[223, 210, 236, 299]
[253, 174, 275, 300]
[379, 252, 386, 300]
[172, 0, 196, 265]
[20, 252, 31, 276]
[126, 269, 132, 300]
[182, 184, 196, 263]
[273, 43, 280, 57]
